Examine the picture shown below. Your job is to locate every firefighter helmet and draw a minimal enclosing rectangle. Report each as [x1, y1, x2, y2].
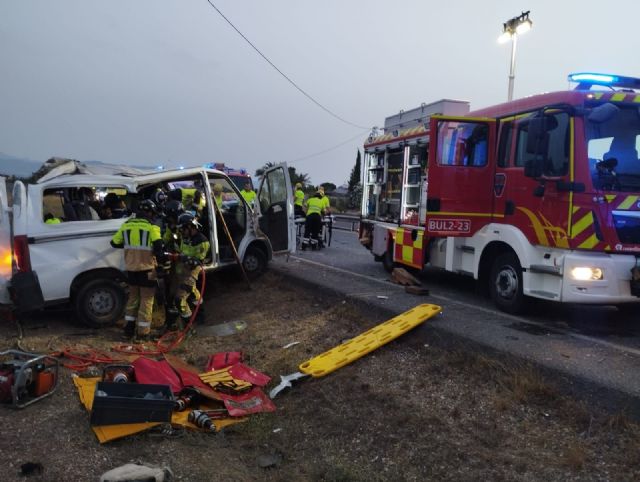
[164, 200, 184, 218]
[137, 199, 158, 216]
[177, 212, 200, 230]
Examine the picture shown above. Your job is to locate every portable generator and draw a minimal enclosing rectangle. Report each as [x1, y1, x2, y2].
[0, 350, 59, 408]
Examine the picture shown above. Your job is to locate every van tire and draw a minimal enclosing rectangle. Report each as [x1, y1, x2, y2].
[490, 252, 525, 314]
[242, 246, 267, 279]
[74, 278, 125, 328]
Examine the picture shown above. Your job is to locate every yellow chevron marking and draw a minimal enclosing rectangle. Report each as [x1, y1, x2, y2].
[634, 95, 640, 103]
[571, 211, 594, 238]
[618, 195, 639, 210]
[578, 233, 599, 249]
[605, 195, 617, 203]
[611, 93, 627, 102]
[299, 304, 442, 377]
[517, 207, 549, 245]
[593, 93, 604, 99]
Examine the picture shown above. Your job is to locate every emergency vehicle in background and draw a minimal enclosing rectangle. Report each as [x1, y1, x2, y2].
[360, 73, 640, 313]
[204, 163, 254, 191]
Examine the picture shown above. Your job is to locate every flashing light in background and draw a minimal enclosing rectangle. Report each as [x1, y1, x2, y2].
[0, 248, 12, 277]
[569, 73, 618, 84]
[178, 166, 185, 170]
[156, 165, 165, 170]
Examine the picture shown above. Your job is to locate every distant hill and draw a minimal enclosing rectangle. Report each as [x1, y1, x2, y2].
[0, 153, 42, 178]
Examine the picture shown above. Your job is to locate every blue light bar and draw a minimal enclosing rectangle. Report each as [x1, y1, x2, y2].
[568, 72, 640, 90]
[569, 73, 618, 84]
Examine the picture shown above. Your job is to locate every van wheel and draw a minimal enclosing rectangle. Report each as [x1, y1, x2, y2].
[74, 278, 125, 328]
[490, 252, 525, 314]
[382, 244, 395, 273]
[242, 247, 267, 279]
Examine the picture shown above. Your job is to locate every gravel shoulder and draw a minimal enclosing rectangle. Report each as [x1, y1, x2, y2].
[0, 272, 638, 481]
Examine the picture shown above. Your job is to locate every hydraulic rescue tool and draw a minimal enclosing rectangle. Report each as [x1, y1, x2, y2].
[0, 350, 59, 408]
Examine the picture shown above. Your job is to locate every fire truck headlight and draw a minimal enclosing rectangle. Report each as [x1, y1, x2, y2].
[570, 267, 604, 281]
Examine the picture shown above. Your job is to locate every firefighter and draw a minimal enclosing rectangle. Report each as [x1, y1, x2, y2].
[302, 190, 324, 250]
[318, 186, 331, 214]
[240, 181, 256, 206]
[294, 182, 305, 218]
[110, 199, 165, 341]
[212, 183, 224, 210]
[174, 212, 210, 326]
[162, 200, 185, 252]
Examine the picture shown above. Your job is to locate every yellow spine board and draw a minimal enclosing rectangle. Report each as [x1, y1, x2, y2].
[299, 303, 441, 377]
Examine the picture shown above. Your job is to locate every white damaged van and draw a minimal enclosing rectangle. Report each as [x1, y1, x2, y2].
[0, 161, 295, 326]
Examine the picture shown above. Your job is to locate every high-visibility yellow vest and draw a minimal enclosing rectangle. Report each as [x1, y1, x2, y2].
[111, 218, 162, 271]
[294, 189, 305, 207]
[178, 232, 210, 261]
[45, 217, 61, 224]
[306, 197, 323, 216]
[241, 189, 256, 204]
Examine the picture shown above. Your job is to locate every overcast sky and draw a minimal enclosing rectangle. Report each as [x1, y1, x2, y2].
[2, 1, 640, 185]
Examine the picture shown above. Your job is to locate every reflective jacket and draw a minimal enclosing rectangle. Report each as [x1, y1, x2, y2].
[241, 189, 256, 204]
[306, 197, 323, 216]
[294, 189, 305, 207]
[178, 232, 210, 261]
[111, 217, 163, 271]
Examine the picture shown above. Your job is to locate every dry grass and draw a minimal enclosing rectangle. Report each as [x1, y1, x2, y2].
[1, 272, 640, 481]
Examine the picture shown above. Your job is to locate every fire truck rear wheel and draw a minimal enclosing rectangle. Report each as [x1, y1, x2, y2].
[382, 245, 395, 273]
[490, 252, 525, 314]
[74, 278, 126, 328]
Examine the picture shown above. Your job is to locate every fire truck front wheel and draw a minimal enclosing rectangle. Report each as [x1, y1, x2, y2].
[490, 252, 525, 314]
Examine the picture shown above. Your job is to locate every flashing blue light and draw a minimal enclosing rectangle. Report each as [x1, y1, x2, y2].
[156, 165, 164, 170]
[569, 73, 618, 84]
[178, 165, 185, 170]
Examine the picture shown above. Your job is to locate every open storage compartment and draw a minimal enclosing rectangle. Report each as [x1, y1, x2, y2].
[90, 382, 174, 426]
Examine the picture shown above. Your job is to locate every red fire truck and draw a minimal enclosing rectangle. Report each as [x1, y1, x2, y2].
[205, 163, 254, 191]
[360, 73, 640, 313]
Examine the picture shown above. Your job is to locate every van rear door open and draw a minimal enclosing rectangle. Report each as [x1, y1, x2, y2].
[0, 177, 12, 304]
[256, 163, 296, 254]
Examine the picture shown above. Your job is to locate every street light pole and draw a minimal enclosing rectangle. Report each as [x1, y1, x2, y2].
[508, 33, 517, 102]
[499, 11, 532, 102]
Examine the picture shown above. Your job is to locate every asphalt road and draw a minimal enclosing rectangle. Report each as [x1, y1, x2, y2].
[272, 229, 640, 413]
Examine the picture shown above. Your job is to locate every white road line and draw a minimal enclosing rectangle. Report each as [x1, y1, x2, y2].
[288, 255, 640, 358]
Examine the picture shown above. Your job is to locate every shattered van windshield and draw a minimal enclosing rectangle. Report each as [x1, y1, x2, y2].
[586, 103, 640, 192]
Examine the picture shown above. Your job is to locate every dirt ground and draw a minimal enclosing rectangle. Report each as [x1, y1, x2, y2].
[1, 271, 639, 481]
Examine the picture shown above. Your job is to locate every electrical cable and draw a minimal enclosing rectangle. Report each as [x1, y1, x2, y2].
[288, 129, 369, 165]
[203, 0, 371, 130]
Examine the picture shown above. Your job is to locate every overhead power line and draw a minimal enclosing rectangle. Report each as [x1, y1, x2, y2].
[204, 0, 370, 130]
[288, 129, 369, 165]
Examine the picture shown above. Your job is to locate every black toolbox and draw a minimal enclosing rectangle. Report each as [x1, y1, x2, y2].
[90, 382, 174, 426]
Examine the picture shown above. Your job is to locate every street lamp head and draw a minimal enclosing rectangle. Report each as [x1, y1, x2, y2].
[498, 10, 532, 40]
[516, 19, 532, 35]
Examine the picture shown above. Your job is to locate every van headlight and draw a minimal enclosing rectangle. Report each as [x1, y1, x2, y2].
[570, 267, 604, 281]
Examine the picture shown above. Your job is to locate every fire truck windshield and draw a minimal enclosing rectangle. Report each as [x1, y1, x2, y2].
[586, 103, 640, 192]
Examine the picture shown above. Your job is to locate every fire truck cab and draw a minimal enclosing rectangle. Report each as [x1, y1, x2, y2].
[360, 73, 640, 313]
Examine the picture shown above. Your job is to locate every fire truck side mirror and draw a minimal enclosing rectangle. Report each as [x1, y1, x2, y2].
[524, 158, 544, 179]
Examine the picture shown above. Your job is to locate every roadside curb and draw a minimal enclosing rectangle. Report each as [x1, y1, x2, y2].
[271, 257, 640, 419]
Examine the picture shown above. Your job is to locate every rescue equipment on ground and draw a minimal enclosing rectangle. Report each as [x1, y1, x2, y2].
[0, 350, 59, 408]
[269, 303, 442, 398]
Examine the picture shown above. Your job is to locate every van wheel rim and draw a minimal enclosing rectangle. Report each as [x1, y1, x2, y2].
[244, 255, 259, 272]
[88, 289, 115, 316]
[496, 266, 518, 300]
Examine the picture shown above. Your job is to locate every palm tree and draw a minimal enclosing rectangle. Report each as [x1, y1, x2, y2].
[255, 162, 276, 177]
